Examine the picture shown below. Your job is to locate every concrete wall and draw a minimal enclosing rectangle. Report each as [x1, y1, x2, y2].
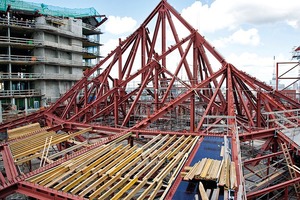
[45, 33, 57, 43]
[32, 16, 87, 104]
[73, 67, 82, 75]
[45, 65, 59, 74]
[60, 66, 71, 74]
[59, 81, 73, 95]
[46, 81, 60, 100]
[69, 18, 82, 37]
[32, 64, 45, 73]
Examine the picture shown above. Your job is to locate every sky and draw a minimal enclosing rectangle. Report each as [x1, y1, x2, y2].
[27, 0, 300, 84]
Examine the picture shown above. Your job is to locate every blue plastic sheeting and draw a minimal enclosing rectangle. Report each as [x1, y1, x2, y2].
[172, 136, 231, 200]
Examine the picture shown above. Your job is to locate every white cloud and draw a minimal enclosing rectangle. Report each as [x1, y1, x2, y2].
[101, 38, 119, 56]
[226, 52, 286, 82]
[104, 16, 137, 35]
[213, 28, 260, 48]
[286, 19, 300, 29]
[181, 0, 300, 33]
[181, 1, 236, 33]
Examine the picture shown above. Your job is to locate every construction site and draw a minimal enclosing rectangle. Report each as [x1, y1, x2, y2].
[0, 0, 300, 199]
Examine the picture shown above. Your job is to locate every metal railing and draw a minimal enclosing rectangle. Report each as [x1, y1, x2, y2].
[35, 23, 81, 38]
[0, 36, 83, 53]
[0, 54, 43, 62]
[0, 54, 84, 66]
[0, 89, 41, 97]
[0, 17, 35, 28]
[82, 35, 100, 44]
[0, 73, 83, 80]
[263, 109, 300, 129]
[83, 48, 99, 56]
[82, 22, 97, 30]
[0, 36, 43, 46]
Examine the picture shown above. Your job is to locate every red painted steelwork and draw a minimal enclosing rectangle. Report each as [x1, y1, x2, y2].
[164, 137, 204, 199]
[247, 176, 300, 199]
[17, 181, 86, 200]
[0, 0, 300, 199]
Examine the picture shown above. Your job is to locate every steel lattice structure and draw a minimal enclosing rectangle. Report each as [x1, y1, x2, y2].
[1, 0, 300, 199]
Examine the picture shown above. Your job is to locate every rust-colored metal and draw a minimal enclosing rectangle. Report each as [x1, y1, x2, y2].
[1, 0, 300, 199]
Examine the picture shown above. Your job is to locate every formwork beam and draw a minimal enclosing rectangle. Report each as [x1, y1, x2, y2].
[247, 176, 300, 199]
[17, 181, 85, 200]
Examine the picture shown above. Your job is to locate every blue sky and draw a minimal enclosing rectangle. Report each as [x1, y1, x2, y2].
[27, 0, 300, 84]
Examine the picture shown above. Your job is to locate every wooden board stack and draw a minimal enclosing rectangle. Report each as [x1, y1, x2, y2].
[182, 157, 237, 190]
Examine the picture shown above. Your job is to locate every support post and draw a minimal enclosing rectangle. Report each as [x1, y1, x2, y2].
[25, 97, 28, 115]
[0, 100, 2, 123]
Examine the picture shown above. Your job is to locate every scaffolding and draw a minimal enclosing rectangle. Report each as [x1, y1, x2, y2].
[0, 0, 101, 19]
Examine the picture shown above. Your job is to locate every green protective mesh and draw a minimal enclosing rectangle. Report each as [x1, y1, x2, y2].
[0, 0, 100, 18]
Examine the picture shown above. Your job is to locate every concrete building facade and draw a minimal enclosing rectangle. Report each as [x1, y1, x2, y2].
[0, 0, 106, 121]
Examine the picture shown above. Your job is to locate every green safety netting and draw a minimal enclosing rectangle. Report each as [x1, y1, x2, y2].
[0, 0, 100, 18]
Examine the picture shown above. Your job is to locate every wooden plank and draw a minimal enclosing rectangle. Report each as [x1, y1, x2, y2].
[218, 158, 230, 188]
[54, 145, 129, 190]
[126, 157, 150, 178]
[124, 179, 147, 199]
[62, 171, 92, 192]
[134, 157, 159, 178]
[220, 146, 225, 157]
[141, 134, 162, 150]
[107, 147, 143, 177]
[7, 123, 41, 139]
[183, 162, 197, 181]
[26, 161, 68, 182]
[136, 180, 156, 200]
[184, 166, 193, 171]
[141, 134, 169, 159]
[159, 150, 190, 200]
[206, 189, 212, 199]
[149, 135, 176, 159]
[230, 161, 237, 190]
[99, 176, 130, 199]
[111, 177, 138, 200]
[47, 141, 88, 160]
[155, 152, 184, 182]
[194, 158, 207, 177]
[14, 153, 42, 165]
[67, 145, 124, 193]
[78, 145, 133, 197]
[158, 135, 186, 159]
[198, 181, 208, 200]
[167, 135, 192, 160]
[148, 180, 163, 200]
[224, 189, 229, 200]
[13, 128, 91, 159]
[211, 188, 220, 200]
[200, 158, 212, 179]
[79, 174, 109, 197]
[88, 173, 122, 199]
[28, 162, 72, 183]
[255, 171, 285, 189]
[207, 160, 221, 180]
[10, 131, 57, 154]
[50, 146, 108, 189]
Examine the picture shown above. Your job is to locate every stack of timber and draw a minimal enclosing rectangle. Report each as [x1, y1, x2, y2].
[7, 123, 46, 140]
[9, 127, 92, 165]
[198, 181, 220, 200]
[182, 157, 237, 190]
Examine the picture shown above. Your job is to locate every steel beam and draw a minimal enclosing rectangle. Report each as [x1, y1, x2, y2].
[247, 176, 300, 199]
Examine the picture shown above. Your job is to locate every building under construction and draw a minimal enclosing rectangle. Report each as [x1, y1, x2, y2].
[0, 0, 300, 199]
[0, 0, 106, 122]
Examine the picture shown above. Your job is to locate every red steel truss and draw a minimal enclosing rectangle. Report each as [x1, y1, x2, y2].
[1, 0, 300, 199]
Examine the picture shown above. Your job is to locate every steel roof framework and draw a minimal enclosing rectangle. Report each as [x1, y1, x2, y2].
[0, 0, 300, 199]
